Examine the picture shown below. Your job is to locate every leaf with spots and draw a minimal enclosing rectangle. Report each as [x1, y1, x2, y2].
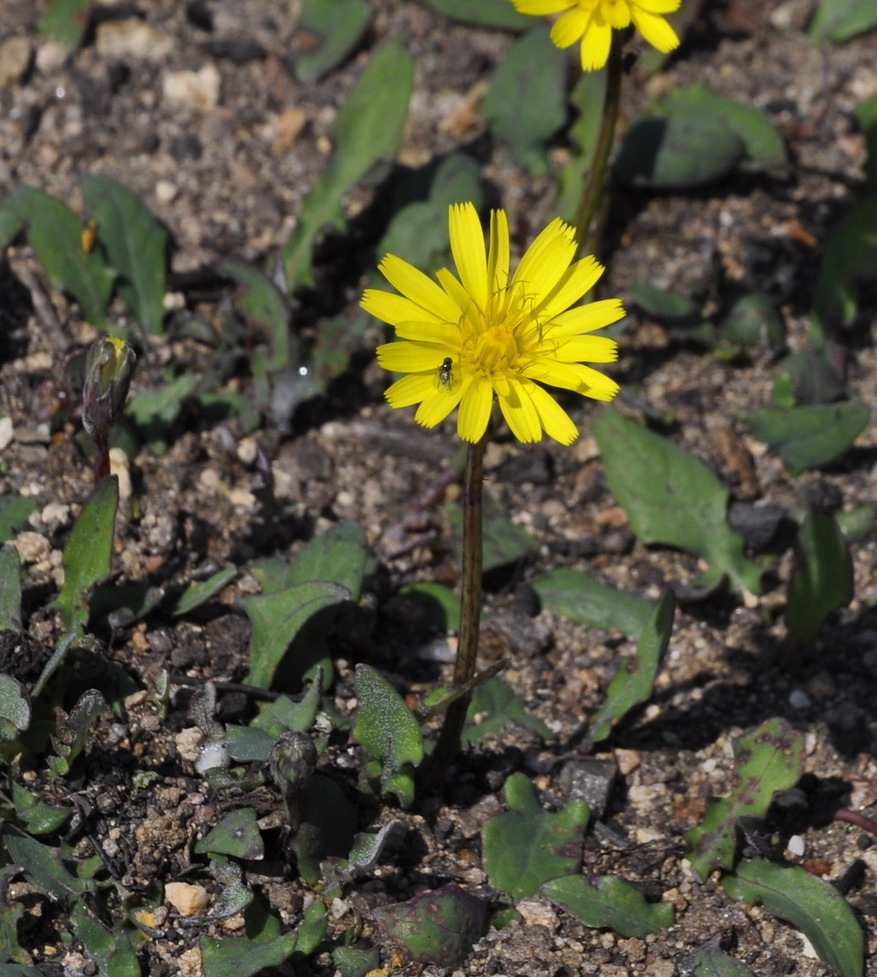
[685, 719, 804, 880]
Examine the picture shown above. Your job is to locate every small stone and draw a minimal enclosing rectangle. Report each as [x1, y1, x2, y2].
[96, 19, 174, 61]
[174, 727, 203, 762]
[163, 64, 221, 112]
[0, 416, 13, 451]
[12, 531, 50, 564]
[516, 897, 558, 930]
[165, 881, 209, 916]
[0, 37, 32, 87]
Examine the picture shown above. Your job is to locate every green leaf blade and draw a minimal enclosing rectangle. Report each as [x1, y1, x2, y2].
[724, 860, 863, 977]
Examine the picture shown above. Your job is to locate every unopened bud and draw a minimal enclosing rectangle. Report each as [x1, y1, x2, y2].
[82, 337, 136, 437]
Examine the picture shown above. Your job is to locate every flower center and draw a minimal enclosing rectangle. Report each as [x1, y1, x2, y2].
[457, 283, 544, 380]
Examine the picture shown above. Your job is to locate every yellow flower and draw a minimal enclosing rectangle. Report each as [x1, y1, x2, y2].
[512, 0, 682, 71]
[363, 203, 623, 445]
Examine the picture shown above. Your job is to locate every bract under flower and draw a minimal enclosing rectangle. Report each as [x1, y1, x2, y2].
[512, 0, 681, 71]
[362, 202, 623, 445]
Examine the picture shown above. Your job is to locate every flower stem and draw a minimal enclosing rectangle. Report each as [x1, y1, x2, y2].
[419, 437, 484, 788]
[573, 32, 624, 258]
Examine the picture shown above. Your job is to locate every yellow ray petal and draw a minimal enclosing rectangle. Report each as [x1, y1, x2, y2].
[449, 203, 489, 309]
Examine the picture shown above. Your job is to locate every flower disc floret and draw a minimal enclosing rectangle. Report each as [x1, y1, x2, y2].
[512, 0, 682, 71]
[363, 202, 623, 445]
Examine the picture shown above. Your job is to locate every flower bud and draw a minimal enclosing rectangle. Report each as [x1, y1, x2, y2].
[82, 337, 136, 437]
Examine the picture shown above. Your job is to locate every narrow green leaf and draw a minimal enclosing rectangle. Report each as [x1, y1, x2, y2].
[746, 402, 870, 475]
[531, 567, 656, 638]
[201, 929, 298, 976]
[174, 567, 237, 617]
[7, 187, 114, 325]
[811, 195, 877, 341]
[808, 0, 877, 41]
[588, 590, 675, 743]
[724, 860, 863, 977]
[419, 0, 531, 28]
[243, 580, 349, 689]
[685, 719, 805, 880]
[0, 545, 23, 630]
[80, 174, 168, 334]
[0, 823, 90, 900]
[594, 409, 762, 594]
[483, 27, 567, 176]
[216, 259, 292, 371]
[482, 773, 590, 899]
[48, 689, 108, 777]
[71, 903, 141, 977]
[556, 70, 607, 223]
[352, 665, 422, 806]
[542, 874, 674, 937]
[786, 510, 853, 648]
[282, 42, 414, 288]
[54, 477, 119, 634]
[294, 0, 371, 82]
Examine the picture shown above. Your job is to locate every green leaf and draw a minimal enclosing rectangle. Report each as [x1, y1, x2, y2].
[12, 782, 69, 834]
[201, 926, 298, 976]
[542, 874, 674, 937]
[282, 42, 414, 289]
[48, 689, 108, 777]
[593, 409, 762, 594]
[0, 674, 30, 741]
[685, 719, 805, 880]
[53, 477, 119, 635]
[724, 860, 863, 977]
[80, 174, 168, 335]
[251, 675, 323, 738]
[373, 883, 490, 968]
[294, 0, 371, 82]
[0, 495, 37, 546]
[614, 83, 785, 189]
[689, 944, 759, 977]
[419, 0, 532, 28]
[482, 773, 590, 899]
[854, 92, 877, 186]
[0, 545, 23, 630]
[394, 581, 460, 633]
[745, 402, 870, 475]
[808, 0, 877, 41]
[463, 677, 553, 745]
[216, 258, 292, 371]
[5, 187, 114, 325]
[0, 823, 90, 900]
[811, 194, 877, 341]
[786, 510, 853, 648]
[483, 27, 567, 176]
[556, 70, 608, 224]
[588, 590, 675, 743]
[127, 373, 199, 434]
[377, 153, 484, 271]
[448, 488, 537, 573]
[174, 567, 237, 617]
[531, 567, 656, 638]
[287, 521, 368, 600]
[243, 580, 350, 690]
[352, 665, 422, 807]
[195, 808, 264, 860]
[38, 0, 92, 48]
[291, 773, 358, 884]
[71, 903, 141, 977]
